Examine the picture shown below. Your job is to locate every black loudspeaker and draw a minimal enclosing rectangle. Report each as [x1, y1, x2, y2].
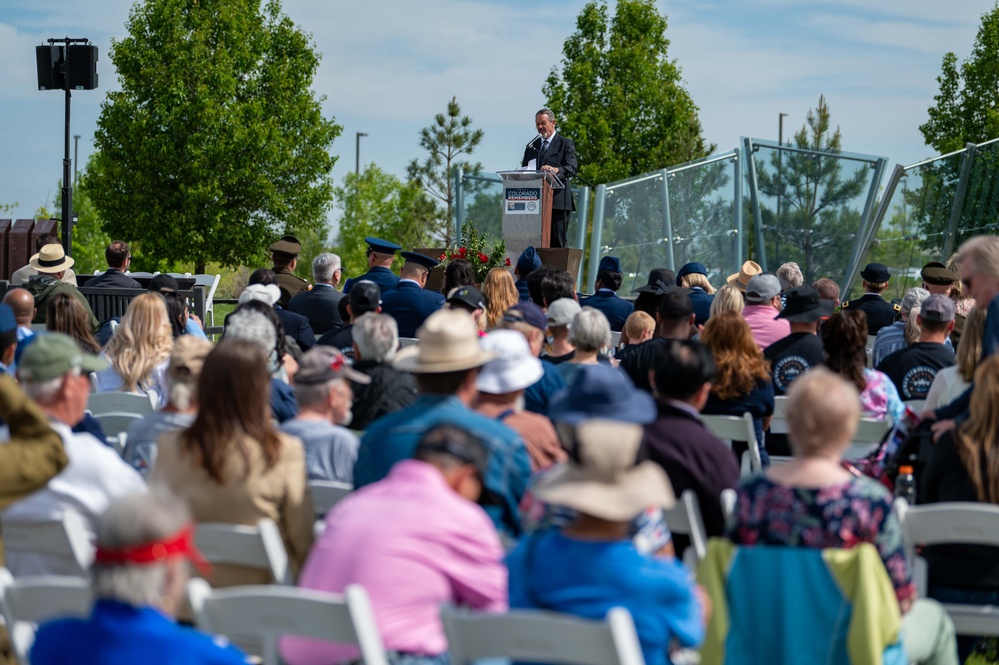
[68, 45, 98, 90]
[35, 45, 63, 90]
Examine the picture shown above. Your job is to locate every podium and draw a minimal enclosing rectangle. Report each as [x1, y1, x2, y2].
[497, 170, 563, 261]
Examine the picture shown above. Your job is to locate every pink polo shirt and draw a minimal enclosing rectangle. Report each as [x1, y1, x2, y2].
[742, 304, 791, 349]
[280, 460, 507, 664]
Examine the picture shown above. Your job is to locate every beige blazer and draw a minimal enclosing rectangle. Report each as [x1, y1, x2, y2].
[150, 429, 314, 588]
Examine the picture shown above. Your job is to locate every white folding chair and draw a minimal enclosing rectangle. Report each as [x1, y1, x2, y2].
[720, 488, 738, 529]
[700, 412, 763, 476]
[92, 412, 143, 445]
[844, 417, 891, 461]
[900, 502, 999, 635]
[610, 331, 622, 348]
[866, 334, 877, 368]
[2, 510, 94, 578]
[769, 395, 790, 435]
[0, 567, 92, 665]
[904, 399, 926, 414]
[308, 480, 353, 518]
[662, 490, 707, 571]
[126, 271, 155, 278]
[187, 580, 388, 665]
[398, 337, 419, 348]
[194, 519, 291, 585]
[86, 392, 156, 417]
[442, 605, 645, 665]
[193, 273, 221, 326]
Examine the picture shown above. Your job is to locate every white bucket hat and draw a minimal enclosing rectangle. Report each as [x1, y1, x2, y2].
[238, 283, 281, 306]
[477, 330, 544, 394]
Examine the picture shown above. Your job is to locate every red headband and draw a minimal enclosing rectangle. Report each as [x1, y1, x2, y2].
[94, 524, 212, 576]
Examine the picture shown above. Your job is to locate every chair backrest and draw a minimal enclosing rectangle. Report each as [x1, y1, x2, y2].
[308, 480, 353, 517]
[442, 605, 645, 665]
[192, 274, 221, 326]
[610, 331, 622, 348]
[194, 520, 291, 585]
[2, 510, 95, 577]
[92, 412, 143, 442]
[662, 490, 708, 567]
[86, 391, 156, 417]
[720, 488, 738, 529]
[903, 399, 926, 414]
[187, 580, 388, 665]
[866, 335, 877, 368]
[0, 567, 92, 665]
[769, 396, 790, 435]
[900, 502, 999, 636]
[700, 412, 762, 476]
[844, 417, 891, 461]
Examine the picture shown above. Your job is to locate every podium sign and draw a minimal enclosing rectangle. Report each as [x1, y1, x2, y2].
[497, 170, 562, 264]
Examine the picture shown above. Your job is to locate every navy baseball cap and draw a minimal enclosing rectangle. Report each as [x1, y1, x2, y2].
[503, 302, 547, 332]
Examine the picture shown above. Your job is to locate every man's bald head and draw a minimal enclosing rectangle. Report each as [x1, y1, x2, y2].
[3, 288, 35, 325]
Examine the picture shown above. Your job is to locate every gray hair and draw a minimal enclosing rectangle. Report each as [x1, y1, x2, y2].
[91, 489, 190, 607]
[166, 377, 196, 411]
[536, 108, 555, 123]
[312, 253, 341, 284]
[353, 313, 398, 363]
[776, 262, 803, 290]
[568, 307, 611, 353]
[294, 378, 344, 409]
[22, 373, 69, 405]
[900, 287, 930, 318]
[223, 309, 277, 356]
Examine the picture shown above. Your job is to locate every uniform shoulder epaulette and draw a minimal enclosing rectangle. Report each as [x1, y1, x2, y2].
[893, 303, 901, 312]
[841, 300, 850, 308]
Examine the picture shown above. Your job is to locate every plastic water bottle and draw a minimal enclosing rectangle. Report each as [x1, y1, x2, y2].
[895, 465, 916, 506]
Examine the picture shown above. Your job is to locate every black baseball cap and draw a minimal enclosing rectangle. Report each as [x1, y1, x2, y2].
[350, 281, 381, 315]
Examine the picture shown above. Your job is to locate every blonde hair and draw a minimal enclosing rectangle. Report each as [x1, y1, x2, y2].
[786, 367, 860, 456]
[623, 311, 655, 344]
[481, 268, 519, 330]
[956, 307, 986, 383]
[710, 284, 744, 317]
[105, 293, 174, 392]
[904, 306, 921, 345]
[954, 356, 999, 502]
[680, 272, 716, 295]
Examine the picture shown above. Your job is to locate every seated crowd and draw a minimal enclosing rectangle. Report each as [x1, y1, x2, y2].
[9, 231, 999, 665]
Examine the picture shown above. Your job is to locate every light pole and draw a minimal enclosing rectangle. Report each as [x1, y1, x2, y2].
[355, 132, 368, 176]
[73, 134, 80, 188]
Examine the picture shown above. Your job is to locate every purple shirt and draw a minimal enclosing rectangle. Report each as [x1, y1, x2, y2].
[742, 304, 791, 349]
[280, 460, 507, 664]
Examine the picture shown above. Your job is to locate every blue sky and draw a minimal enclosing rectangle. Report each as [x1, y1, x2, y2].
[0, 0, 989, 230]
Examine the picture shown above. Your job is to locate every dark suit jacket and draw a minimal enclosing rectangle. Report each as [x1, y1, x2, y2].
[843, 293, 896, 335]
[521, 133, 577, 214]
[640, 401, 741, 552]
[579, 290, 633, 332]
[380, 280, 446, 338]
[287, 284, 344, 336]
[275, 307, 316, 352]
[86, 269, 142, 289]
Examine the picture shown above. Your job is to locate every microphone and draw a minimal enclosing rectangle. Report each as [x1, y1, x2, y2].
[526, 134, 541, 150]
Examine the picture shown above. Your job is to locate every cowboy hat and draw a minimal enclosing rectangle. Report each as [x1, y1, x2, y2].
[393, 309, 497, 374]
[533, 419, 676, 521]
[29, 244, 75, 274]
[726, 260, 762, 292]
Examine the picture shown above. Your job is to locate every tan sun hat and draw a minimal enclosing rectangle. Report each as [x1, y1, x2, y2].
[533, 419, 676, 521]
[392, 309, 498, 374]
[727, 260, 762, 292]
[29, 244, 75, 274]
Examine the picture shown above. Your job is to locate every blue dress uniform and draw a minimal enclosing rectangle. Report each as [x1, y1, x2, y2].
[515, 246, 543, 302]
[380, 252, 446, 338]
[676, 262, 714, 327]
[580, 256, 633, 332]
[344, 237, 401, 295]
[31, 599, 246, 665]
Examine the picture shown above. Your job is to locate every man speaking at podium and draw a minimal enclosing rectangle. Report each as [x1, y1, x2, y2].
[522, 108, 577, 248]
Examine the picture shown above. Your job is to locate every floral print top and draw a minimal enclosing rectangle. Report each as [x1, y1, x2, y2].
[861, 368, 905, 424]
[727, 474, 915, 604]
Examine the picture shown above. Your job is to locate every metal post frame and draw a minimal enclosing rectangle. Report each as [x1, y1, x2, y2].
[842, 163, 906, 297]
[660, 169, 675, 270]
[574, 187, 591, 292]
[733, 150, 744, 267]
[453, 166, 464, 246]
[842, 156, 889, 295]
[742, 137, 767, 270]
[943, 143, 978, 258]
[587, 184, 607, 293]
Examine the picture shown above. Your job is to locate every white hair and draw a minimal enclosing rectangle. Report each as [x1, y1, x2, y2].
[313, 253, 341, 283]
[91, 489, 189, 607]
[353, 313, 398, 363]
[22, 372, 72, 405]
[568, 307, 611, 353]
[224, 309, 277, 356]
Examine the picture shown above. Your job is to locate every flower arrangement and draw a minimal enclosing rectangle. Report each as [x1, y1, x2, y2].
[438, 223, 510, 284]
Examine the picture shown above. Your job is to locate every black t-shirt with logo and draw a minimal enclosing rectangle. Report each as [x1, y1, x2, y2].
[876, 342, 956, 400]
[763, 332, 825, 396]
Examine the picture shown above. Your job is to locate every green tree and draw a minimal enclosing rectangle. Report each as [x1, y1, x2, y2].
[333, 165, 438, 279]
[920, 3, 999, 153]
[406, 96, 484, 246]
[755, 95, 868, 283]
[86, 0, 341, 274]
[544, 0, 712, 185]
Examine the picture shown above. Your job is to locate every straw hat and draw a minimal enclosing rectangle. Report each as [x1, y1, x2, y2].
[393, 309, 497, 374]
[533, 419, 676, 521]
[726, 260, 762, 292]
[29, 244, 74, 274]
